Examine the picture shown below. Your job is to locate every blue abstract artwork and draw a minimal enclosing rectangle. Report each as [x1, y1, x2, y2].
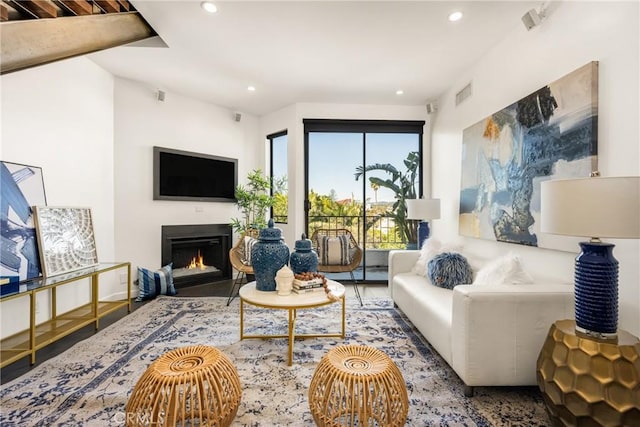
[459, 62, 598, 248]
[1, 161, 47, 281]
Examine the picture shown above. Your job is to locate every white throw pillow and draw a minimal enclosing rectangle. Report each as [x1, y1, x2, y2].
[412, 239, 463, 277]
[473, 253, 534, 285]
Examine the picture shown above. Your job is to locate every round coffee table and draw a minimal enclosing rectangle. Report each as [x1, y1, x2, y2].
[239, 280, 346, 366]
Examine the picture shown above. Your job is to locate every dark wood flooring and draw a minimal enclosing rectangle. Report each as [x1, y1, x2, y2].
[0, 280, 236, 385]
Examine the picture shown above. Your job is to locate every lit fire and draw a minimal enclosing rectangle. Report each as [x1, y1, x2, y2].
[187, 251, 206, 270]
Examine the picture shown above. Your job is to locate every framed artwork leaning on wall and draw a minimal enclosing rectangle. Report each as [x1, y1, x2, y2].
[33, 206, 98, 277]
[0, 160, 47, 282]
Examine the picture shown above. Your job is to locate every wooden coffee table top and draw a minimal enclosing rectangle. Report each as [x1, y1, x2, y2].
[239, 280, 345, 309]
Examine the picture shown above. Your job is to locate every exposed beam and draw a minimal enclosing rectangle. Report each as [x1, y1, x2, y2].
[116, 0, 129, 12]
[1, 12, 157, 74]
[0, 3, 8, 21]
[93, 0, 119, 14]
[10, 0, 58, 19]
[57, 0, 93, 16]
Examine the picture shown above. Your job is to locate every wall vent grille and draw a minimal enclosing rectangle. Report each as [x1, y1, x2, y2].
[455, 82, 472, 106]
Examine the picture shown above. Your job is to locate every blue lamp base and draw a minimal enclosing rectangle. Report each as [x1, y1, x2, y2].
[417, 221, 431, 249]
[574, 241, 619, 339]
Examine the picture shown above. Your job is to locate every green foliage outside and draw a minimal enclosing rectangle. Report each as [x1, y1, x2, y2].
[355, 151, 420, 246]
[252, 151, 419, 250]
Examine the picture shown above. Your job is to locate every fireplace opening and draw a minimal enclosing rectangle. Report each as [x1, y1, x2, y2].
[161, 224, 232, 287]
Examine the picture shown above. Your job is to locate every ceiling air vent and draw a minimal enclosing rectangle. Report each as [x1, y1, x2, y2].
[455, 82, 472, 106]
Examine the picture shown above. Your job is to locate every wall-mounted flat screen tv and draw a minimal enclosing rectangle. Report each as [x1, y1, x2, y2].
[153, 146, 237, 202]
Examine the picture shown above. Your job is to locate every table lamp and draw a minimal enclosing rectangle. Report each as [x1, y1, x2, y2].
[406, 198, 440, 249]
[540, 175, 640, 339]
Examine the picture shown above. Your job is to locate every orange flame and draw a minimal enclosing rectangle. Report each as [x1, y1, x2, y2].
[187, 251, 206, 270]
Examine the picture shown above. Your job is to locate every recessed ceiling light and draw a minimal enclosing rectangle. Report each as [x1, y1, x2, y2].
[448, 11, 463, 22]
[396, 90, 404, 95]
[201, 1, 217, 13]
[247, 86, 256, 92]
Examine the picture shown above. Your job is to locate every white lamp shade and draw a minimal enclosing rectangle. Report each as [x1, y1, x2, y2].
[541, 176, 640, 239]
[406, 199, 441, 220]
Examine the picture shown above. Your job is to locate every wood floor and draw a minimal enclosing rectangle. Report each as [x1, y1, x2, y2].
[0, 279, 388, 385]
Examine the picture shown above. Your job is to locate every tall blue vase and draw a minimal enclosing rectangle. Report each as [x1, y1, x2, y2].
[251, 219, 290, 291]
[290, 233, 318, 274]
[574, 241, 619, 337]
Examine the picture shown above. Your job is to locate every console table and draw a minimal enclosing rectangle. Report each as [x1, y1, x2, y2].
[0, 262, 131, 368]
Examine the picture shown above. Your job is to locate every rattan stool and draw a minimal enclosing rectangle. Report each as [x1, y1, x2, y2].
[309, 345, 408, 426]
[126, 345, 241, 427]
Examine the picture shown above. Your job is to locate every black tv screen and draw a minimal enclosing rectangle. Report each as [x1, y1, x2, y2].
[153, 146, 237, 202]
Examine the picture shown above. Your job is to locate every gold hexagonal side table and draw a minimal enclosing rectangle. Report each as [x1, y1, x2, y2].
[536, 320, 640, 426]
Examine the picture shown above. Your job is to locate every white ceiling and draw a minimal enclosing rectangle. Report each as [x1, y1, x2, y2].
[89, 1, 540, 116]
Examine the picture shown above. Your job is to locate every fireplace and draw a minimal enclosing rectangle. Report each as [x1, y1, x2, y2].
[161, 224, 232, 287]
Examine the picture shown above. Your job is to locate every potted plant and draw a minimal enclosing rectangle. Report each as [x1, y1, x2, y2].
[355, 151, 420, 247]
[230, 169, 274, 234]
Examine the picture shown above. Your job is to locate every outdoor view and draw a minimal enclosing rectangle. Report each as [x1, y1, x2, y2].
[307, 132, 421, 251]
[272, 131, 421, 254]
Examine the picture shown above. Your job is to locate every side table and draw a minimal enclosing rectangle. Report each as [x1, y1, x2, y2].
[536, 319, 640, 426]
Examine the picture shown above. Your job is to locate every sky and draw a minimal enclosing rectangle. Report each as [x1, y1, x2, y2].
[273, 132, 420, 203]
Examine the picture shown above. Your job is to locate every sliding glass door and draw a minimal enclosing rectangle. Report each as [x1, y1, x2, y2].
[304, 120, 424, 283]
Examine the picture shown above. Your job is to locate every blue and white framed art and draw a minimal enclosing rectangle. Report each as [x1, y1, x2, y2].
[459, 62, 598, 248]
[0, 161, 47, 282]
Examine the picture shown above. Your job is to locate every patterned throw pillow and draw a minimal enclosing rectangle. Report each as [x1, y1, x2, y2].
[427, 252, 473, 290]
[241, 236, 258, 265]
[136, 263, 177, 302]
[317, 235, 351, 266]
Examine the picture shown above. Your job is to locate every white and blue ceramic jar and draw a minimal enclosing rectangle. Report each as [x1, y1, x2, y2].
[290, 233, 318, 275]
[251, 219, 290, 291]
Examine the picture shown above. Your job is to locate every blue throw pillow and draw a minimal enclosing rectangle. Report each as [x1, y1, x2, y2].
[427, 252, 473, 290]
[136, 263, 177, 301]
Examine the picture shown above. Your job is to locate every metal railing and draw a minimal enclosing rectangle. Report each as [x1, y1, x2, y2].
[307, 215, 405, 249]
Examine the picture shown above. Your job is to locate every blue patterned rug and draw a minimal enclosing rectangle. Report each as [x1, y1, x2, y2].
[0, 296, 549, 426]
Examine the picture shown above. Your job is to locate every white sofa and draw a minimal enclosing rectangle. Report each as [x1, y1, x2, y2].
[388, 249, 574, 396]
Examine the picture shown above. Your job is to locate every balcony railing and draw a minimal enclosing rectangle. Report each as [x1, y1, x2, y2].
[307, 215, 406, 249]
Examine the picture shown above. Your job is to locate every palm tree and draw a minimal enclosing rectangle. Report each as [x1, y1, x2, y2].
[355, 151, 420, 245]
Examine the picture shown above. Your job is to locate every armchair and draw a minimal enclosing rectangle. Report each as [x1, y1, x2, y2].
[310, 228, 363, 306]
[227, 228, 260, 305]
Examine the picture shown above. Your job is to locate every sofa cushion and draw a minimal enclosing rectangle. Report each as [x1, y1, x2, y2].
[393, 272, 453, 364]
[473, 253, 534, 285]
[412, 239, 463, 276]
[241, 236, 258, 265]
[136, 263, 177, 301]
[427, 252, 473, 289]
[317, 235, 351, 265]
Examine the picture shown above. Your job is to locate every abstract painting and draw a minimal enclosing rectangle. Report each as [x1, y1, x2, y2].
[33, 207, 98, 277]
[1, 161, 47, 281]
[459, 62, 598, 247]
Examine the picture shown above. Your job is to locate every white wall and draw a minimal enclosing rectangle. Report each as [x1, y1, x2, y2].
[113, 77, 261, 294]
[260, 103, 431, 246]
[430, 1, 640, 335]
[1, 57, 115, 336]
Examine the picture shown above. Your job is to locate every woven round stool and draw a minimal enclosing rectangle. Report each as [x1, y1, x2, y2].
[126, 345, 241, 427]
[309, 345, 408, 427]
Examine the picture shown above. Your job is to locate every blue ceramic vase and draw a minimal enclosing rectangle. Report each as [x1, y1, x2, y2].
[251, 219, 290, 291]
[290, 233, 318, 274]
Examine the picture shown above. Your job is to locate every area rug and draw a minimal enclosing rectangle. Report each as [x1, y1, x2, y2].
[0, 296, 549, 426]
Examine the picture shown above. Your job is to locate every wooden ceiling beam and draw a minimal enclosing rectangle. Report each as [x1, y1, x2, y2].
[93, 0, 119, 14]
[1, 11, 158, 74]
[57, 0, 93, 16]
[0, 3, 8, 21]
[10, 0, 58, 19]
[116, 0, 129, 12]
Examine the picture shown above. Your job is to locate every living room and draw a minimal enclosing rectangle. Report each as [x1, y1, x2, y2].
[1, 1, 639, 425]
